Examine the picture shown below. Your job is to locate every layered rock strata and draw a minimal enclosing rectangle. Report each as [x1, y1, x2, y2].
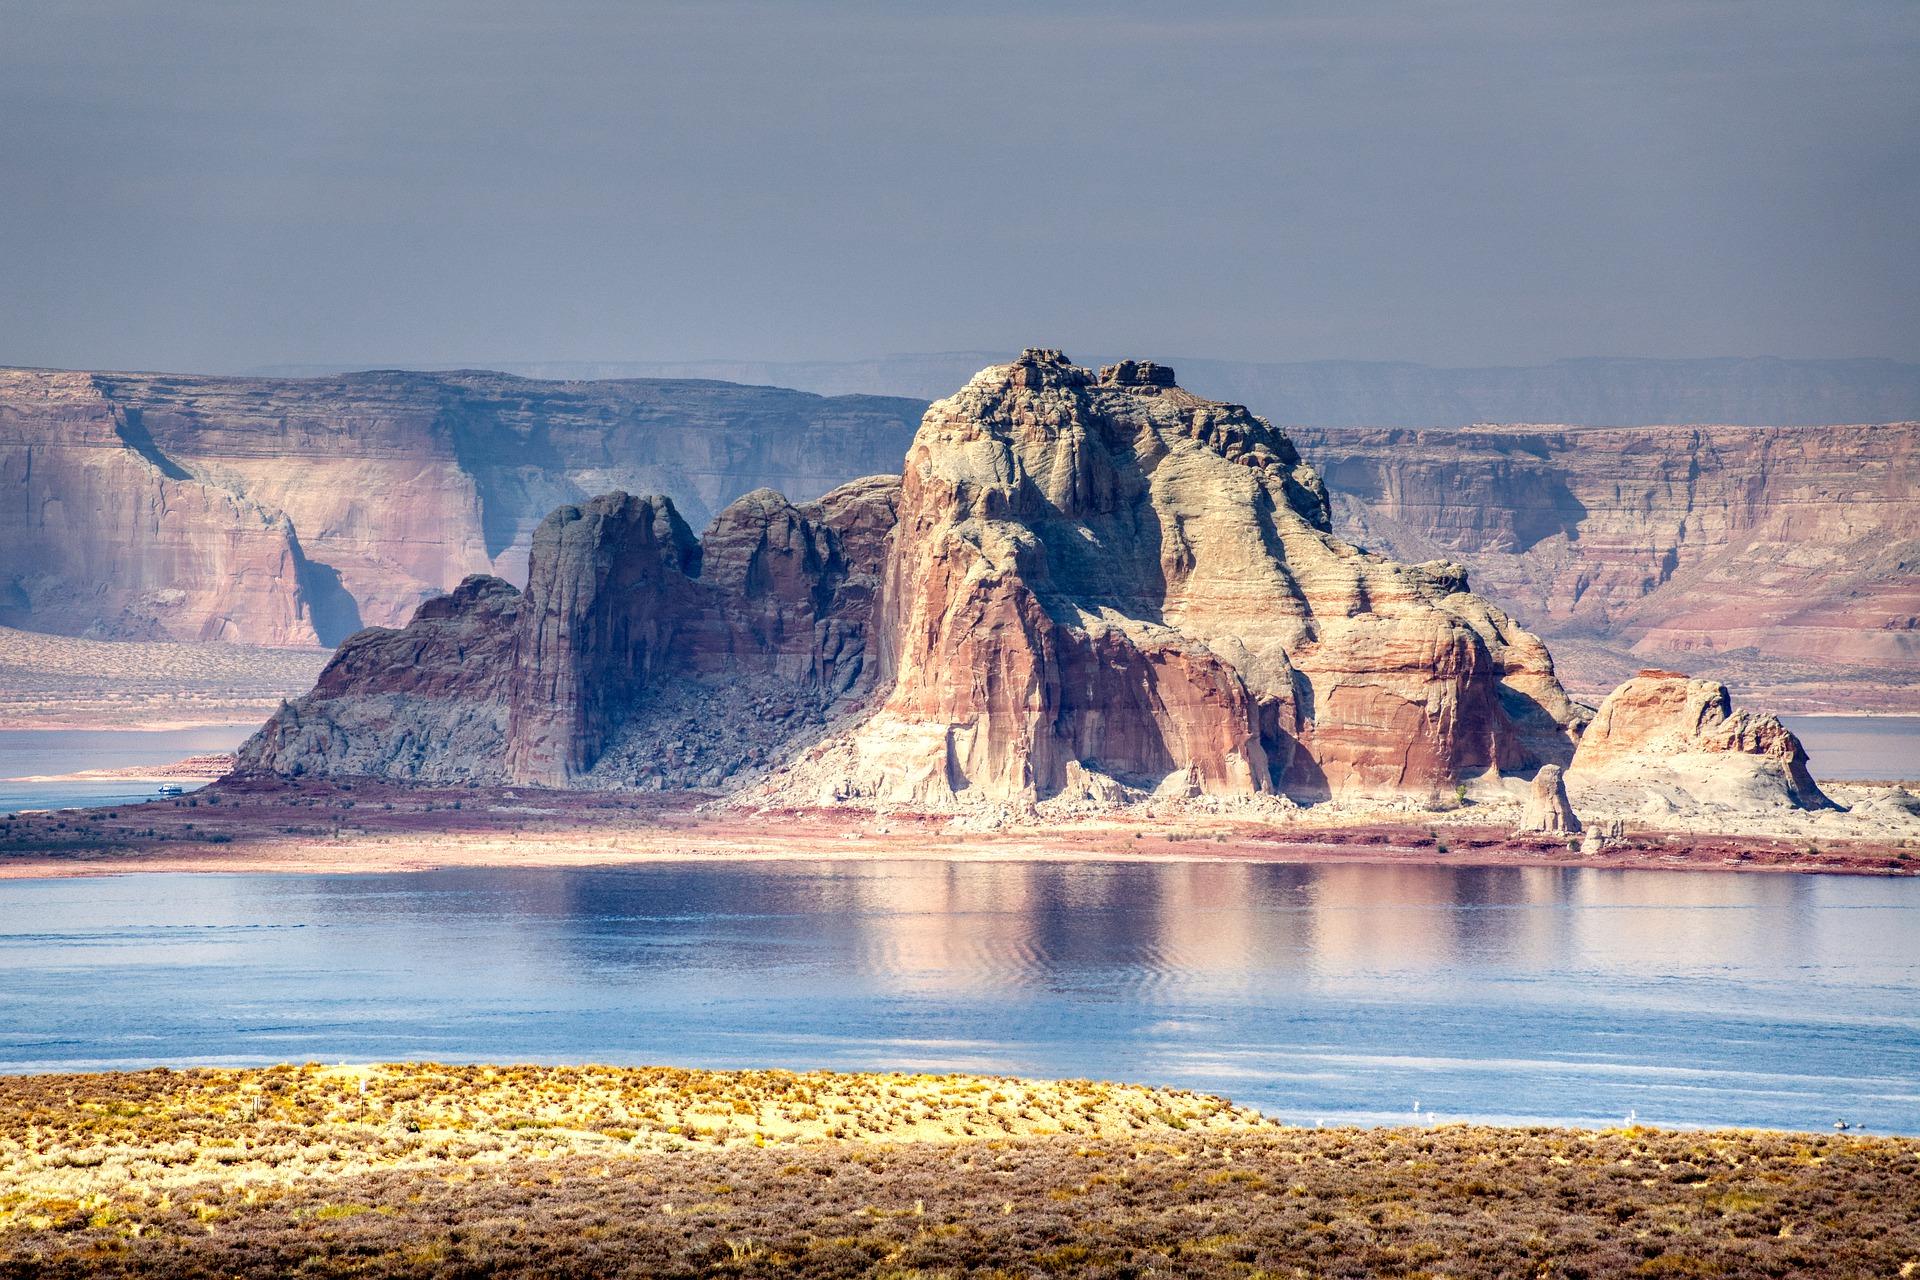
[0, 368, 922, 645]
[798, 352, 1585, 807]
[1292, 422, 1920, 702]
[1566, 671, 1832, 812]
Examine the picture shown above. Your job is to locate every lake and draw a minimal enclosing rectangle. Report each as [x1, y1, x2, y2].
[1, 861, 1914, 1134]
[0, 726, 252, 815]
[1785, 715, 1920, 781]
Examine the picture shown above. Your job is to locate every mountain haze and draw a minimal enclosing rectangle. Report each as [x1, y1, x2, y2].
[246, 354, 1920, 429]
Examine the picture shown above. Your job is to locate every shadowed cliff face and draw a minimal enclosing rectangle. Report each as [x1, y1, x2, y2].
[0, 368, 923, 646]
[238, 478, 901, 788]
[1291, 424, 1920, 701]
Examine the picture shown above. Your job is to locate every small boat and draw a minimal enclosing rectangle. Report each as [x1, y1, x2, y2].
[155, 783, 185, 797]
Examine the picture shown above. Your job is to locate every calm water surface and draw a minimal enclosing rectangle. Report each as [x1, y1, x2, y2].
[1785, 715, 1920, 781]
[0, 727, 250, 814]
[1, 861, 1914, 1134]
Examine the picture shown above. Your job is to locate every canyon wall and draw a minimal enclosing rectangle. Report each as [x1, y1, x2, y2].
[0, 368, 922, 646]
[1291, 422, 1920, 706]
[9, 364, 1913, 716]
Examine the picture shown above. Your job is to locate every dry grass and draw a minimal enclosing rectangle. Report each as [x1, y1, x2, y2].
[0, 1064, 1267, 1228]
[1, 1066, 1915, 1278]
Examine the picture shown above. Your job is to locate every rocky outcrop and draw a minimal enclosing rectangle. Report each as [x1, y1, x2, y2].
[1291, 422, 1920, 706]
[237, 477, 900, 788]
[1515, 764, 1580, 836]
[0, 368, 922, 646]
[242, 353, 1593, 805]
[1566, 671, 1833, 811]
[237, 575, 524, 782]
[790, 351, 1587, 807]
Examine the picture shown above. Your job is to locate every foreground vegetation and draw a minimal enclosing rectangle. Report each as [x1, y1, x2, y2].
[1, 1066, 1914, 1278]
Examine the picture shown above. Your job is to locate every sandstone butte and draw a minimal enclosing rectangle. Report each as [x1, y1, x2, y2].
[0, 367, 923, 646]
[237, 351, 1836, 814]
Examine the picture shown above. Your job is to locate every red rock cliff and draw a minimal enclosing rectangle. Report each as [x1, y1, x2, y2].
[806, 352, 1586, 806]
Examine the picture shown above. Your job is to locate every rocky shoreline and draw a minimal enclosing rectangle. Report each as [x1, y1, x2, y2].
[1, 777, 1912, 880]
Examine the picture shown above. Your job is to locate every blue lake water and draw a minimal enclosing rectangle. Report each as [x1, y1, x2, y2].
[1784, 715, 1920, 781]
[0, 726, 250, 815]
[1, 861, 1914, 1134]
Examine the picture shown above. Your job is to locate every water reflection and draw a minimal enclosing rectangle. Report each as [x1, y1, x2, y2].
[0, 860, 1914, 1133]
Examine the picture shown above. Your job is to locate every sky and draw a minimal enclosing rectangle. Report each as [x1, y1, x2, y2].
[3, 0, 1917, 373]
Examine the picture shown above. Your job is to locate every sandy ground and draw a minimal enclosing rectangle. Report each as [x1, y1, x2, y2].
[0, 626, 327, 730]
[1, 775, 1914, 880]
[6, 753, 237, 783]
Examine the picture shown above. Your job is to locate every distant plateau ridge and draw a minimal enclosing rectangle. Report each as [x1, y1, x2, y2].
[1, 360, 1915, 710]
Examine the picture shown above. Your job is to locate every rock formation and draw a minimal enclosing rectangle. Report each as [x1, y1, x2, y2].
[792, 352, 1585, 807]
[1291, 422, 1920, 707]
[1566, 670, 1833, 811]
[0, 368, 922, 646]
[242, 351, 1593, 808]
[12, 363, 1913, 720]
[239, 477, 899, 787]
[1514, 764, 1581, 836]
[253, 354, 1865, 816]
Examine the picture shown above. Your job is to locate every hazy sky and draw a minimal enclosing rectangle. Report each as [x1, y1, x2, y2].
[4, 0, 1917, 372]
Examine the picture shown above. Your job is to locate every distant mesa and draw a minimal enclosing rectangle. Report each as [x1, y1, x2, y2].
[3, 364, 1915, 709]
[1290, 421, 1920, 701]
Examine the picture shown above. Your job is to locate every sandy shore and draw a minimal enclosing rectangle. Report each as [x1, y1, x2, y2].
[5, 752, 236, 784]
[1, 775, 1914, 879]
